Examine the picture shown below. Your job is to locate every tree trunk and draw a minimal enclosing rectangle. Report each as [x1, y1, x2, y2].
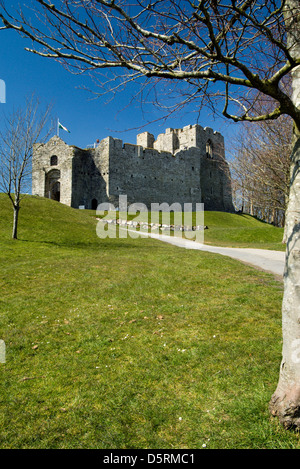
[12, 204, 19, 240]
[269, 132, 300, 429]
[269, 0, 300, 429]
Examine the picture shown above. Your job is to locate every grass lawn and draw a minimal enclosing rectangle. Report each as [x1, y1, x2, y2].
[0, 194, 298, 449]
[95, 208, 285, 251]
[203, 211, 285, 251]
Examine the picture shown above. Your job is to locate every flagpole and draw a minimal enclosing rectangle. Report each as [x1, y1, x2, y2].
[57, 118, 59, 137]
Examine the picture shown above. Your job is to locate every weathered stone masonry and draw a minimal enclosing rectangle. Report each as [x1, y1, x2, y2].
[32, 124, 234, 212]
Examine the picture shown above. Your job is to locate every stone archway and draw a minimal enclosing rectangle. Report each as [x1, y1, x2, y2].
[45, 169, 61, 202]
[51, 181, 60, 202]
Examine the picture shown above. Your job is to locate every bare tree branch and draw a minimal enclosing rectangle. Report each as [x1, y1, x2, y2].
[1, 1, 300, 127]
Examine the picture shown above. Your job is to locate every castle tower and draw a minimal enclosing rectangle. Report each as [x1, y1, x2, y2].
[32, 136, 74, 206]
[136, 131, 155, 148]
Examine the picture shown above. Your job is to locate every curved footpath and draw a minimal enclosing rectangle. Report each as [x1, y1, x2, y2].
[128, 230, 286, 278]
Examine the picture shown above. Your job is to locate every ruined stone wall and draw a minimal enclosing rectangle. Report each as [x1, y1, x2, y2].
[105, 124, 234, 211]
[107, 139, 202, 209]
[32, 124, 234, 212]
[152, 124, 225, 156]
[33, 136, 109, 210]
[71, 148, 107, 209]
[136, 132, 155, 149]
[32, 136, 74, 206]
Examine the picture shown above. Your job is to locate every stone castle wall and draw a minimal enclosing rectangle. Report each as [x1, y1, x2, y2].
[105, 138, 201, 208]
[32, 136, 74, 206]
[32, 124, 234, 212]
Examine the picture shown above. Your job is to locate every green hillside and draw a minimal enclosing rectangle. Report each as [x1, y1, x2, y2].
[203, 211, 285, 250]
[0, 194, 285, 252]
[0, 195, 297, 449]
[96, 203, 285, 251]
[0, 194, 100, 247]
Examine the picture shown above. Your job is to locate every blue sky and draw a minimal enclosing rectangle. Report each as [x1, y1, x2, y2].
[0, 25, 236, 151]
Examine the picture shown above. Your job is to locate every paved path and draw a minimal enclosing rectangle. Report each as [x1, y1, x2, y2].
[130, 230, 286, 278]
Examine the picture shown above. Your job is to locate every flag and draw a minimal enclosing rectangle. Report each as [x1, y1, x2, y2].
[58, 121, 70, 133]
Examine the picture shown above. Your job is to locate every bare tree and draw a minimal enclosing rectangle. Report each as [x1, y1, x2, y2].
[1, 0, 300, 428]
[0, 95, 52, 239]
[231, 115, 292, 227]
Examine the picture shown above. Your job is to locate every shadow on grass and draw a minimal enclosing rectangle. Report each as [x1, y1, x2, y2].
[14, 235, 161, 251]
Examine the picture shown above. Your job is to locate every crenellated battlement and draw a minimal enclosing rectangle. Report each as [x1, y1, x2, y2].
[98, 124, 224, 160]
[135, 124, 224, 158]
[32, 124, 234, 212]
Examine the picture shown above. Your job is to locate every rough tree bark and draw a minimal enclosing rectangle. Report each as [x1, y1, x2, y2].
[12, 203, 19, 239]
[269, 0, 300, 429]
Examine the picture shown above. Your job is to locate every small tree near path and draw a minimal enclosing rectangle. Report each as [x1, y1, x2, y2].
[1, 0, 300, 428]
[0, 95, 52, 239]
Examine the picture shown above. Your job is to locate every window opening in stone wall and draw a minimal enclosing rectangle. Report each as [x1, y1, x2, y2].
[91, 198, 98, 210]
[206, 140, 213, 158]
[50, 155, 58, 166]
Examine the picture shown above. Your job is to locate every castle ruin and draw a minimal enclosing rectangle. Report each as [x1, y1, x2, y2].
[32, 124, 234, 212]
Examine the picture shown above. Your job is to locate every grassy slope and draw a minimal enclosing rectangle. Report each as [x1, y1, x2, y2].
[203, 211, 285, 250]
[96, 208, 285, 251]
[0, 195, 297, 449]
